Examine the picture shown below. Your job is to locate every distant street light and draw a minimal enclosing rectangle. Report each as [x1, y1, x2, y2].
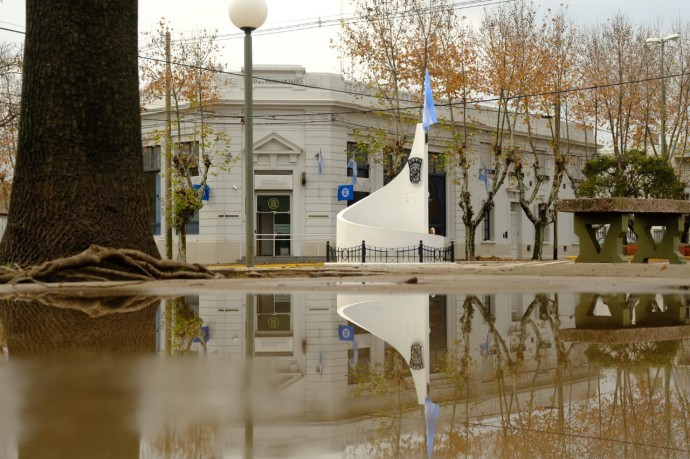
[229, 0, 268, 268]
[646, 33, 680, 159]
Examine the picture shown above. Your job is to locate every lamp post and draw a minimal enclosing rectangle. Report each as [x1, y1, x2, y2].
[646, 33, 680, 159]
[229, 0, 267, 268]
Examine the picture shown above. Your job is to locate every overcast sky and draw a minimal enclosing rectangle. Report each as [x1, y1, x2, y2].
[1, 0, 689, 74]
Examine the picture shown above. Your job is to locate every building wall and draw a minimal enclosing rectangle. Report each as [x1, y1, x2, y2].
[141, 65, 590, 264]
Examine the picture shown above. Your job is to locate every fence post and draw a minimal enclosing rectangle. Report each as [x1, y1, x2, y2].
[361, 240, 366, 264]
[326, 241, 331, 262]
[450, 241, 455, 262]
[418, 240, 424, 263]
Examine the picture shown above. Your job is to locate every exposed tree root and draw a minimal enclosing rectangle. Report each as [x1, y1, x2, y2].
[9, 294, 163, 317]
[0, 245, 220, 284]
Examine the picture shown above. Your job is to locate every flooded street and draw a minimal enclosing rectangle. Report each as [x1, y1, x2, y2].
[1, 262, 690, 458]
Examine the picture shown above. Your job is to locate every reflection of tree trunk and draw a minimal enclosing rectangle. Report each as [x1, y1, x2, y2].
[167, 296, 204, 354]
[0, 297, 158, 356]
[450, 297, 473, 431]
[665, 364, 671, 459]
[471, 295, 514, 431]
[0, 297, 159, 458]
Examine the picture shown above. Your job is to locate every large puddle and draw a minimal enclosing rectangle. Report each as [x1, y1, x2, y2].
[1, 285, 689, 458]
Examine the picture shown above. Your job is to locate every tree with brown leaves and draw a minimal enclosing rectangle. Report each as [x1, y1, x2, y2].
[140, 21, 233, 262]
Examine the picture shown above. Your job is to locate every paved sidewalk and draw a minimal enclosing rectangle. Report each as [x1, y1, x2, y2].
[207, 258, 690, 279]
[2, 259, 688, 296]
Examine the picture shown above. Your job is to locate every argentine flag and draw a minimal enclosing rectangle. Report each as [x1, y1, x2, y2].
[422, 69, 437, 132]
[347, 158, 358, 185]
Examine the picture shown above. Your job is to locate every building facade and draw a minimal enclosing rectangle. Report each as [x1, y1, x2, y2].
[141, 65, 594, 264]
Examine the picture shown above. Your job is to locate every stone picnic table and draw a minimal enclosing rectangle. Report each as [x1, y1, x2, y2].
[556, 197, 690, 264]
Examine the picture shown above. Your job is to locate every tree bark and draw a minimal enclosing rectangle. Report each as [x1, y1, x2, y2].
[532, 221, 546, 260]
[465, 222, 477, 261]
[177, 224, 187, 262]
[0, 0, 159, 266]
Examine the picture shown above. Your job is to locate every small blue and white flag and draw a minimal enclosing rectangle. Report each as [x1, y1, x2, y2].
[348, 340, 359, 368]
[347, 158, 358, 185]
[317, 149, 323, 175]
[479, 166, 489, 192]
[422, 70, 437, 132]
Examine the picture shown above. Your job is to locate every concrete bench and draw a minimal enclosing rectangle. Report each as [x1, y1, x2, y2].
[556, 198, 690, 264]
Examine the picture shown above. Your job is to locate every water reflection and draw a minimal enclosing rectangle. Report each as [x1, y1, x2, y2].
[0, 290, 688, 457]
[0, 294, 160, 458]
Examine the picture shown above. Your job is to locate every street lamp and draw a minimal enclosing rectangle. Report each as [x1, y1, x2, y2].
[646, 33, 680, 159]
[229, 0, 268, 267]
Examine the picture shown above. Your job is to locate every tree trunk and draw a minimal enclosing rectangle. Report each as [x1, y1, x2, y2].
[177, 224, 187, 262]
[532, 221, 546, 260]
[465, 223, 477, 261]
[0, 0, 159, 266]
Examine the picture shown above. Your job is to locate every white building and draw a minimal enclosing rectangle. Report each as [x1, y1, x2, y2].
[141, 65, 594, 264]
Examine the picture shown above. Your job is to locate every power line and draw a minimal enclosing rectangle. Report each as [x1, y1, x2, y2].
[5, 11, 688, 140]
[2, 1, 507, 45]
[0, 26, 24, 35]
[207, 0, 512, 43]
[139, 53, 690, 129]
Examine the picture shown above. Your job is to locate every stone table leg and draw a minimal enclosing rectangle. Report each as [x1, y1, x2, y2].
[573, 212, 628, 263]
[632, 213, 685, 264]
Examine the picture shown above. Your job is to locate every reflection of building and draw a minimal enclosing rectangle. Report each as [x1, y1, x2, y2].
[167, 291, 586, 419]
[141, 65, 594, 264]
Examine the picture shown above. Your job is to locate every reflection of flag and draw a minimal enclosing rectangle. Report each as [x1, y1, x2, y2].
[422, 70, 437, 132]
[317, 149, 323, 175]
[347, 158, 358, 185]
[424, 396, 440, 459]
[192, 325, 210, 343]
[479, 332, 492, 356]
[348, 340, 359, 368]
[478, 166, 489, 192]
[338, 325, 355, 341]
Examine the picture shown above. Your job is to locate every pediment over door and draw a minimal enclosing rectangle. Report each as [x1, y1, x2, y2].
[252, 133, 303, 168]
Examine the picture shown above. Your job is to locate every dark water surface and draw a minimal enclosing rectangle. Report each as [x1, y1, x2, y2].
[1, 287, 689, 458]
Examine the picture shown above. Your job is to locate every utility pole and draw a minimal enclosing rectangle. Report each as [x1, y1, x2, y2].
[659, 38, 669, 159]
[646, 33, 680, 160]
[554, 99, 560, 261]
[165, 30, 173, 259]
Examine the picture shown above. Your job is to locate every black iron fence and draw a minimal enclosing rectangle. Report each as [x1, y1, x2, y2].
[326, 240, 455, 263]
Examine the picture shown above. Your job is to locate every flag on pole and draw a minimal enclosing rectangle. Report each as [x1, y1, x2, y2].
[347, 158, 358, 185]
[317, 149, 323, 175]
[479, 166, 489, 192]
[422, 70, 437, 132]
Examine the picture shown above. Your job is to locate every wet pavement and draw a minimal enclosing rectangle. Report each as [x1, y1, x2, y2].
[1, 260, 690, 458]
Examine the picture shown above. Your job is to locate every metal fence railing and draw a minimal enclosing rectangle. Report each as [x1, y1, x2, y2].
[326, 240, 455, 263]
